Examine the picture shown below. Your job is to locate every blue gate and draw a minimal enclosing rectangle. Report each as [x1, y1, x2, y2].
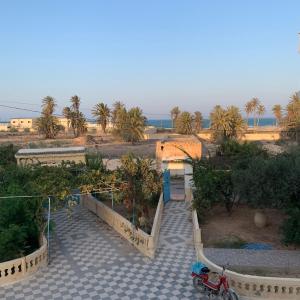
[163, 169, 171, 204]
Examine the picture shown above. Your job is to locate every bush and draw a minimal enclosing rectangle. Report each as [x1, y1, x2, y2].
[282, 208, 300, 245]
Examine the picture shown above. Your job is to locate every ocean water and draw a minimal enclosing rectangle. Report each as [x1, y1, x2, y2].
[147, 118, 276, 129]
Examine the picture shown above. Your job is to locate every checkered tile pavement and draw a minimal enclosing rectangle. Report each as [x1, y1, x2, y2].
[0, 201, 242, 299]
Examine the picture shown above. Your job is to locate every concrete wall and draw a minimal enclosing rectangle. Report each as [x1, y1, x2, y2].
[156, 139, 202, 161]
[82, 193, 164, 258]
[0, 237, 47, 286]
[197, 130, 281, 142]
[16, 153, 86, 166]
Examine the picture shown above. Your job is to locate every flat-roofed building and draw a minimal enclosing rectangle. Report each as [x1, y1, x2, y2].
[15, 146, 86, 166]
[10, 118, 35, 132]
[0, 122, 9, 132]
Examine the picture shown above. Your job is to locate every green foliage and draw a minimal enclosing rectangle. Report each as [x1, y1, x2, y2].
[191, 141, 300, 245]
[63, 95, 87, 137]
[35, 96, 61, 138]
[0, 144, 18, 167]
[175, 111, 193, 134]
[210, 105, 246, 142]
[92, 102, 110, 133]
[113, 106, 146, 144]
[0, 198, 42, 262]
[117, 153, 162, 232]
[282, 208, 300, 245]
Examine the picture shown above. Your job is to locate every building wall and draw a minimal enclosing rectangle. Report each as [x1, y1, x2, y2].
[10, 118, 35, 131]
[0, 123, 9, 131]
[156, 139, 202, 161]
[16, 153, 86, 166]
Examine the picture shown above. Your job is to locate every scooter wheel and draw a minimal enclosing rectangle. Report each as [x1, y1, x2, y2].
[192, 277, 206, 293]
[221, 289, 239, 300]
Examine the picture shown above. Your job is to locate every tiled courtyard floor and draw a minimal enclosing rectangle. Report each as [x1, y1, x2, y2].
[0, 201, 245, 300]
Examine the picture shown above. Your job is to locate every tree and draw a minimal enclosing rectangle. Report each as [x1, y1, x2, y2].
[92, 102, 110, 133]
[118, 153, 161, 232]
[283, 93, 300, 143]
[210, 105, 246, 142]
[63, 95, 87, 137]
[193, 111, 203, 133]
[35, 96, 60, 138]
[111, 101, 125, 127]
[247, 98, 259, 126]
[113, 106, 146, 144]
[62, 106, 72, 132]
[256, 104, 266, 126]
[245, 101, 254, 125]
[272, 104, 282, 127]
[170, 106, 180, 129]
[175, 111, 193, 134]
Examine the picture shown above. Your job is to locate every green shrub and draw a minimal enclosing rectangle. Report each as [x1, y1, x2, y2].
[282, 208, 300, 245]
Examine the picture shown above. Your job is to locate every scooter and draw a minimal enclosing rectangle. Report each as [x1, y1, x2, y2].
[191, 262, 239, 300]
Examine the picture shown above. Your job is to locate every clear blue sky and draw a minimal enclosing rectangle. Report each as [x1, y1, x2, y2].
[0, 0, 299, 120]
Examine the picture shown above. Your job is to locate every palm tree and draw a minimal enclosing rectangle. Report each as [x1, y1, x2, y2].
[175, 112, 193, 134]
[272, 104, 282, 127]
[256, 104, 266, 126]
[92, 102, 110, 133]
[35, 96, 60, 138]
[111, 101, 124, 126]
[170, 106, 180, 129]
[126, 107, 147, 144]
[210, 105, 246, 141]
[63, 95, 87, 137]
[62, 106, 72, 132]
[245, 101, 254, 125]
[249, 98, 260, 127]
[193, 111, 203, 133]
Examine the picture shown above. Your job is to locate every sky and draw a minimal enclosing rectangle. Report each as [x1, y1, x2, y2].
[0, 0, 299, 120]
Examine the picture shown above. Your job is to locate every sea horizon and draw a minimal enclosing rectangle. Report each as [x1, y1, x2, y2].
[147, 117, 277, 129]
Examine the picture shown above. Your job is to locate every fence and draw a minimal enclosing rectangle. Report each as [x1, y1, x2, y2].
[82, 193, 164, 258]
[0, 236, 47, 286]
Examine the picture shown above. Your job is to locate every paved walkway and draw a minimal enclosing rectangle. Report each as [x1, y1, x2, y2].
[0, 201, 218, 300]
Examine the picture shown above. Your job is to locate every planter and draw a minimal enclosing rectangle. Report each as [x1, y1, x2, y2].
[254, 210, 267, 228]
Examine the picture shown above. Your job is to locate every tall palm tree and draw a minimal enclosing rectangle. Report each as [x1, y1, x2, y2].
[210, 105, 245, 141]
[111, 101, 125, 126]
[193, 111, 203, 133]
[170, 106, 180, 129]
[62, 106, 72, 132]
[272, 104, 282, 127]
[256, 104, 266, 126]
[63, 95, 87, 137]
[245, 101, 254, 125]
[249, 98, 260, 127]
[175, 112, 193, 134]
[126, 107, 147, 144]
[35, 96, 60, 138]
[92, 102, 110, 133]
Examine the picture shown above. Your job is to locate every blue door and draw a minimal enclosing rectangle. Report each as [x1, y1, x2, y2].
[163, 169, 171, 204]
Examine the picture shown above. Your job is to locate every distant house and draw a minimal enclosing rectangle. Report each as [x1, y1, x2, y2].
[15, 146, 86, 166]
[0, 122, 9, 132]
[10, 118, 36, 132]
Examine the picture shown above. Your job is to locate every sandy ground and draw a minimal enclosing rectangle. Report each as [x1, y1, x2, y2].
[201, 204, 298, 250]
[0, 132, 157, 158]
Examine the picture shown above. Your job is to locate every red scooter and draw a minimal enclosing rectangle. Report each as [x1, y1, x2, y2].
[192, 264, 239, 300]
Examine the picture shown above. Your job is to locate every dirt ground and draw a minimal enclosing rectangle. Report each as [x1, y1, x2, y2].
[0, 132, 157, 158]
[201, 204, 298, 250]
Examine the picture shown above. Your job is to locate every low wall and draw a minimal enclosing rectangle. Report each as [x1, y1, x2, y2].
[191, 209, 300, 299]
[197, 130, 281, 142]
[82, 193, 164, 258]
[0, 236, 48, 286]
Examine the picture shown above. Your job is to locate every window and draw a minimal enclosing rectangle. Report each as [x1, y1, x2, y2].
[21, 121, 23, 123]
[28, 121, 31, 123]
